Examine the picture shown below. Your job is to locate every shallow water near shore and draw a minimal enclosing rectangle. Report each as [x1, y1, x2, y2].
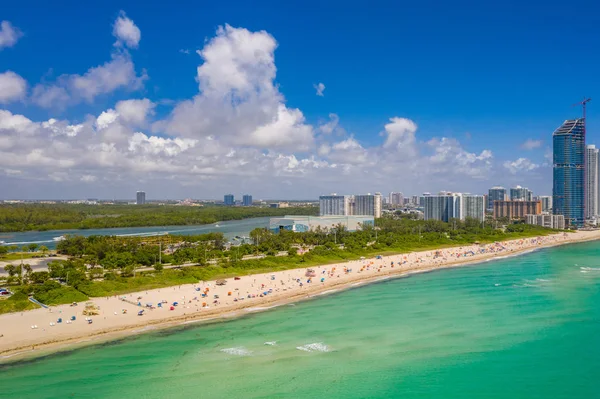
[1, 241, 600, 398]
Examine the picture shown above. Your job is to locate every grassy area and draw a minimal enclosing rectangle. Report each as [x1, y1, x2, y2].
[0, 292, 38, 314]
[0, 252, 49, 262]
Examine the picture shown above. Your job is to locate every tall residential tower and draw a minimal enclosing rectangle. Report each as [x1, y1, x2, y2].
[136, 191, 146, 205]
[553, 118, 585, 227]
[585, 145, 599, 219]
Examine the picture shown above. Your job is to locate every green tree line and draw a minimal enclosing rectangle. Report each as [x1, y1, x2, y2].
[0, 204, 318, 232]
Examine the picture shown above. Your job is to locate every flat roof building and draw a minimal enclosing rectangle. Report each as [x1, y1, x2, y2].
[136, 191, 146, 205]
[526, 214, 565, 230]
[493, 200, 542, 219]
[423, 195, 461, 222]
[269, 215, 374, 233]
[319, 195, 350, 216]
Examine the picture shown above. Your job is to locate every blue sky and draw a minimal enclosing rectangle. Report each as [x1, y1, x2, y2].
[1, 1, 600, 199]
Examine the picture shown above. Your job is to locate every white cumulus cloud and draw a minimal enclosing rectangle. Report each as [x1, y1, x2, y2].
[113, 11, 141, 49]
[0, 71, 27, 103]
[520, 139, 542, 150]
[0, 21, 22, 50]
[314, 82, 325, 96]
[32, 55, 145, 109]
[115, 98, 155, 126]
[503, 157, 539, 174]
[162, 24, 313, 151]
[31, 15, 145, 109]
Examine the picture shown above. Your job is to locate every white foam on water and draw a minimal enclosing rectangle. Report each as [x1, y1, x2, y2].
[296, 342, 330, 353]
[220, 347, 252, 356]
[245, 305, 279, 312]
[315, 289, 339, 296]
[484, 249, 538, 262]
[494, 283, 501, 287]
[580, 267, 600, 271]
[264, 341, 277, 346]
[350, 282, 364, 287]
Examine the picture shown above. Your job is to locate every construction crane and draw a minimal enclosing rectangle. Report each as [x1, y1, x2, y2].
[573, 97, 591, 135]
[573, 97, 592, 119]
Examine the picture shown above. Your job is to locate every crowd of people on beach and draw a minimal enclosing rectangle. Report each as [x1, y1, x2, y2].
[0, 232, 576, 355]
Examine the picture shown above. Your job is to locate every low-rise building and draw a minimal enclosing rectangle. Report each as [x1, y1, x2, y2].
[526, 214, 565, 230]
[269, 215, 374, 233]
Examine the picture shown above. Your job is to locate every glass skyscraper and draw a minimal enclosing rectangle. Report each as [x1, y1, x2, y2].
[553, 118, 585, 227]
[224, 194, 235, 206]
[242, 194, 253, 206]
[488, 186, 506, 210]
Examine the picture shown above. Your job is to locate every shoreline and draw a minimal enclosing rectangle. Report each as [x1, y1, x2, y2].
[2, 229, 599, 363]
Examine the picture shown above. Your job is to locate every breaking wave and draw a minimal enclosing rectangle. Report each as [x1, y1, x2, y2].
[296, 342, 330, 353]
[220, 347, 252, 356]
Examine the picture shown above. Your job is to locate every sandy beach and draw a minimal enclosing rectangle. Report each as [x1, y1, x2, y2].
[1, 230, 599, 361]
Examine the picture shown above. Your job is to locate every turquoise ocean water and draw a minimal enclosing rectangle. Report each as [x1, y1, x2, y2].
[1, 241, 599, 398]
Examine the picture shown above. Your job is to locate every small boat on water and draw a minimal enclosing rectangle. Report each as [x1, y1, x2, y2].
[53, 236, 66, 242]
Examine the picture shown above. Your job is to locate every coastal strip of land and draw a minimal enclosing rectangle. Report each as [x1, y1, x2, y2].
[1, 229, 599, 362]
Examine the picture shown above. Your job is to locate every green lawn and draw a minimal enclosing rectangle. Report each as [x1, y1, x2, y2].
[0, 252, 50, 262]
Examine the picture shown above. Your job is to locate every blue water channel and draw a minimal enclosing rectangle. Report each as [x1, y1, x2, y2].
[0, 217, 270, 249]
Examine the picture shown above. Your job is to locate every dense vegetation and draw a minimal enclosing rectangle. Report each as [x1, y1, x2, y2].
[0, 216, 557, 314]
[0, 204, 318, 232]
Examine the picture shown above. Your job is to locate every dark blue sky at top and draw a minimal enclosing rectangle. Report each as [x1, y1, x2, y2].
[3, 0, 600, 198]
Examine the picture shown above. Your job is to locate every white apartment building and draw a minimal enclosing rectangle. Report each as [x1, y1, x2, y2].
[389, 192, 404, 207]
[354, 193, 382, 218]
[526, 214, 565, 230]
[319, 194, 350, 216]
[319, 193, 382, 218]
[585, 145, 599, 219]
[462, 194, 485, 222]
[423, 194, 461, 222]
